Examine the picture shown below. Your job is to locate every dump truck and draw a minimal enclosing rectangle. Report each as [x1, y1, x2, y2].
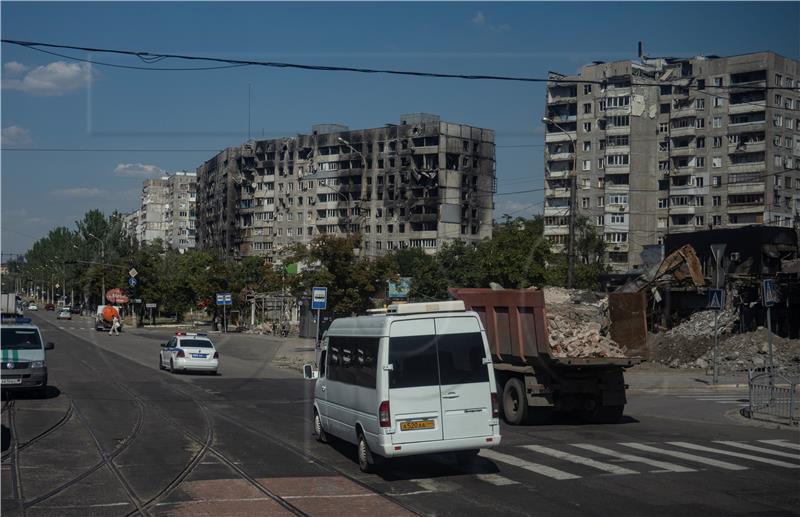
[449, 288, 641, 425]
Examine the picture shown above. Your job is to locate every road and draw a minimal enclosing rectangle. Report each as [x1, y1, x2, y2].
[2, 312, 799, 516]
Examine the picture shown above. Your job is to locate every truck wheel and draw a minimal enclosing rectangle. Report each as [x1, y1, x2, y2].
[502, 378, 529, 425]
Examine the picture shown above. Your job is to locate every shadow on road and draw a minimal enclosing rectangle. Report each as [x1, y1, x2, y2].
[3, 385, 62, 401]
[1, 424, 9, 452]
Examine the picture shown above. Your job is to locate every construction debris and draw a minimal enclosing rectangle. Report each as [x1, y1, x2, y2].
[542, 287, 627, 358]
[648, 310, 800, 370]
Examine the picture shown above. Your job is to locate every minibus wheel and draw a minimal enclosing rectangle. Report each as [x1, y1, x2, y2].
[357, 432, 379, 473]
[313, 410, 328, 443]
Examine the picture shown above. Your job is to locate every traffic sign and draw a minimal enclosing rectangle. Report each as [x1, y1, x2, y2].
[128, 277, 138, 287]
[312, 287, 327, 310]
[129, 268, 138, 278]
[708, 289, 724, 311]
[762, 279, 778, 307]
[145, 303, 157, 308]
[132, 299, 142, 304]
[216, 292, 232, 306]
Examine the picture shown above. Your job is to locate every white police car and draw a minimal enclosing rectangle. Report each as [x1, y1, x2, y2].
[158, 332, 219, 374]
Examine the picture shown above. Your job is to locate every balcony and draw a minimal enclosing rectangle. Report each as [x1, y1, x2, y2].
[605, 242, 630, 252]
[670, 125, 697, 137]
[545, 131, 577, 144]
[546, 151, 575, 162]
[545, 168, 571, 179]
[545, 187, 571, 198]
[727, 120, 766, 133]
[728, 141, 766, 154]
[728, 182, 764, 195]
[545, 114, 577, 124]
[728, 204, 764, 213]
[605, 164, 630, 174]
[669, 205, 698, 215]
[543, 226, 569, 235]
[544, 206, 570, 217]
[672, 106, 702, 118]
[670, 185, 707, 196]
[729, 101, 766, 115]
[727, 162, 766, 174]
[728, 79, 766, 93]
[605, 183, 630, 192]
[670, 145, 697, 157]
[605, 126, 631, 136]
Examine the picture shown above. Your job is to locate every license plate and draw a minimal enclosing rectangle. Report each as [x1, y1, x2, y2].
[191, 354, 207, 358]
[400, 420, 434, 431]
[1, 378, 22, 385]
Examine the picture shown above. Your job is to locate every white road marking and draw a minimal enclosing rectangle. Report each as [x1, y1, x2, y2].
[475, 473, 520, 486]
[713, 441, 800, 460]
[620, 442, 748, 471]
[571, 444, 696, 473]
[40, 502, 130, 509]
[668, 442, 800, 468]
[283, 494, 379, 499]
[521, 444, 637, 475]
[409, 478, 457, 493]
[758, 439, 800, 451]
[480, 449, 581, 480]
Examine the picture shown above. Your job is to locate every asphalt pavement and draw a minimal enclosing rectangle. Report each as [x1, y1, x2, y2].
[2, 312, 799, 516]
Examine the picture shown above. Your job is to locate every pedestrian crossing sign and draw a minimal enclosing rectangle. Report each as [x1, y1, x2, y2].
[708, 289, 724, 311]
[762, 279, 777, 307]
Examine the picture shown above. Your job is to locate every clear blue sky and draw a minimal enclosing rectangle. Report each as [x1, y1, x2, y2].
[2, 1, 798, 255]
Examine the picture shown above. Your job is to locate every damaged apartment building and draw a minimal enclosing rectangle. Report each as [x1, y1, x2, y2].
[544, 51, 800, 272]
[123, 171, 198, 252]
[196, 114, 496, 261]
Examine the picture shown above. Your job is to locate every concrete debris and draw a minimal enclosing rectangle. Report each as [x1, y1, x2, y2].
[542, 287, 626, 358]
[649, 320, 800, 371]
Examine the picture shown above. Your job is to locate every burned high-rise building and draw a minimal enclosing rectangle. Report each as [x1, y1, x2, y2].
[196, 114, 496, 261]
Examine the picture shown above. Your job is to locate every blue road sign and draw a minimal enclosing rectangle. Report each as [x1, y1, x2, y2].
[762, 279, 778, 307]
[128, 277, 138, 287]
[312, 287, 327, 310]
[708, 289, 724, 311]
[216, 292, 232, 306]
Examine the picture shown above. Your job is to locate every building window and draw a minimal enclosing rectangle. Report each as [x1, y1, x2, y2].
[712, 157, 722, 168]
[712, 215, 722, 226]
[658, 198, 668, 209]
[713, 136, 723, 148]
[582, 160, 591, 171]
[775, 73, 782, 86]
[583, 122, 592, 132]
[596, 215, 604, 226]
[695, 215, 705, 226]
[774, 114, 783, 127]
[583, 103, 592, 114]
[610, 214, 626, 224]
[659, 122, 669, 134]
[597, 196, 604, 207]
[660, 103, 670, 114]
[694, 118, 705, 129]
[695, 157, 705, 168]
[598, 158, 605, 169]
[696, 137, 705, 148]
[714, 97, 723, 107]
[583, 140, 592, 151]
[581, 197, 590, 208]
[713, 195, 721, 206]
[712, 116, 722, 128]
[584, 84, 592, 95]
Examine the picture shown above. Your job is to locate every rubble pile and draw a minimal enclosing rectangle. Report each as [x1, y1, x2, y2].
[541, 287, 627, 358]
[649, 309, 800, 370]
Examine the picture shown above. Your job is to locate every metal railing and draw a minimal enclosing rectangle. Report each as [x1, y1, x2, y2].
[747, 366, 799, 425]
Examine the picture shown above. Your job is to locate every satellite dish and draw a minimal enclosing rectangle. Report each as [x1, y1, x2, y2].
[252, 182, 258, 189]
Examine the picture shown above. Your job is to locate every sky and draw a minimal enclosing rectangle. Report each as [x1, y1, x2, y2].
[2, 1, 799, 256]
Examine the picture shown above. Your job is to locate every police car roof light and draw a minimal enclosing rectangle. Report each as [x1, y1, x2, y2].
[1, 316, 33, 325]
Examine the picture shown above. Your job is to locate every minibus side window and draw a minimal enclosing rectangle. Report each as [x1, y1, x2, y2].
[437, 332, 489, 385]
[328, 343, 341, 382]
[388, 335, 438, 389]
[352, 337, 379, 388]
[319, 350, 327, 378]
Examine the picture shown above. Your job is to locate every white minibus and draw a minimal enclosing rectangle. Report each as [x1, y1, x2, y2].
[304, 301, 501, 472]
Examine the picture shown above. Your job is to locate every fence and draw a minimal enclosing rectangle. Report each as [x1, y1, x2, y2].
[747, 366, 799, 425]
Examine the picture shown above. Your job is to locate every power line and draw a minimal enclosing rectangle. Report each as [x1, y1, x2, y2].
[5, 39, 798, 92]
[1, 148, 225, 152]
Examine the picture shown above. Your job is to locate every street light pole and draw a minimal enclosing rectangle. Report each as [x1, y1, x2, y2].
[542, 117, 577, 289]
[87, 233, 106, 304]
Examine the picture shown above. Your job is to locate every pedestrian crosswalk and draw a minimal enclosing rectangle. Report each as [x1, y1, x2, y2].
[469, 439, 800, 484]
[673, 392, 750, 406]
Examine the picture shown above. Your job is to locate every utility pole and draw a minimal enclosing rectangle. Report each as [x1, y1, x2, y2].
[87, 233, 105, 304]
[542, 117, 577, 288]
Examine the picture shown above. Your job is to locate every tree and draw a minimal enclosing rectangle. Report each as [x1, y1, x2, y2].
[476, 216, 550, 288]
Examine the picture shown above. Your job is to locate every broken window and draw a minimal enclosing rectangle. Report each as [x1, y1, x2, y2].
[583, 122, 592, 132]
[389, 158, 396, 168]
[463, 140, 469, 151]
[583, 103, 592, 114]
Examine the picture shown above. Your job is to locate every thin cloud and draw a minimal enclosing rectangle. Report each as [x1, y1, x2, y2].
[1, 125, 32, 146]
[471, 11, 511, 32]
[52, 188, 107, 198]
[3, 61, 29, 76]
[2, 61, 92, 96]
[113, 163, 166, 177]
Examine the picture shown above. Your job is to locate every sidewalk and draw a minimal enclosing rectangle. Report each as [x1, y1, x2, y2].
[625, 363, 749, 392]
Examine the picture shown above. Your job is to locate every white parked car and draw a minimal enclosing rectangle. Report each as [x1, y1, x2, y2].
[159, 332, 219, 374]
[57, 308, 72, 320]
[27, 303, 38, 311]
[304, 301, 501, 473]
